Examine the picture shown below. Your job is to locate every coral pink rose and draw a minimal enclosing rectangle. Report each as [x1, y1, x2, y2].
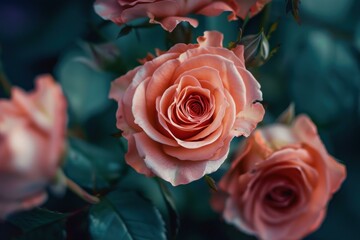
[0, 75, 67, 219]
[109, 31, 265, 186]
[94, 0, 236, 32]
[211, 115, 346, 240]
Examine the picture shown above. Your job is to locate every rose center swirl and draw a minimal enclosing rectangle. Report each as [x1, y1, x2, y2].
[184, 94, 208, 119]
[171, 85, 214, 127]
[265, 185, 297, 208]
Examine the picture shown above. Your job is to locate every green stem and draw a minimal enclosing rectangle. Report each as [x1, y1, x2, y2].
[259, 3, 272, 31]
[0, 66, 11, 97]
[66, 176, 100, 204]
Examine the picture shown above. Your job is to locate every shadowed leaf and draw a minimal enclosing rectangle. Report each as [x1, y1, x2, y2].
[89, 190, 166, 240]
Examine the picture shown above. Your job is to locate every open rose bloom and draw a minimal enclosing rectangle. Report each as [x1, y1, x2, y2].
[212, 115, 346, 240]
[110, 31, 264, 186]
[0, 75, 67, 219]
[94, 0, 271, 32]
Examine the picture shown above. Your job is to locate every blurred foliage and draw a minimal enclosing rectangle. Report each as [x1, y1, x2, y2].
[89, 191, 166, 240]
[7, 209, 67, 240]
[0, 0, 359, 239]
[63, 137, 125, 190]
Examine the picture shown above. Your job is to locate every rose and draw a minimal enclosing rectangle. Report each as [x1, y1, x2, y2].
[229, 0, 271, 19]
[94, 0, 236, 32]
[109, 31, 265, 186]
[94, 0, 271, 32]
[211, 115, 346, 240]
[0, 75, 67, 219]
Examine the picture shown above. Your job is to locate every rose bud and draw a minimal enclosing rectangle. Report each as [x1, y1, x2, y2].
[229, 0, 272, 19]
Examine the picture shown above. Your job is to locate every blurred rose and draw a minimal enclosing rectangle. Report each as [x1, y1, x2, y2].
[0, 75, 67, 219]
[94, 0, 236, 32]
[230, 0, 271, 19]
[211, 115, 346, 240]
[110, 31, 264, 186]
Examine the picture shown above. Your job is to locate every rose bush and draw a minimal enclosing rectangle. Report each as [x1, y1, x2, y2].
[0, 75, 67, 219]
[211, 115, 346, 240]
[110, 31, 264, 186]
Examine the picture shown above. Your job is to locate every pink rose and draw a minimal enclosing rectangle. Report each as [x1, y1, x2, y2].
[198, 0, 271, 20]
[94, 0, 236, 32]
[0, 75, 67, 219]
[230, 0, 271, 19]
[110, 31, 265, 186]
[211, 115, 346, 240]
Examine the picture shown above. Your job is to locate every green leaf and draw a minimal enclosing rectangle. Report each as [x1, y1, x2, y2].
[277, 103, 295, 125]
[288, 29, 360, 126]
[63, 137, 124, 190]
[204, 175, 218, 192]
[286, 0, 301, 24]
[156, 179, 179, 240]
[240, 31, 270, 67]
[267, 21, 279, 40]
[89, 190, 166, 240]
[117, 25, 133, 39]
[55, 45, 114, 123]
[8, 208, 67, 240]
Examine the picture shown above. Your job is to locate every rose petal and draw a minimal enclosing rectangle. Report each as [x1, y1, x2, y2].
[151, 16, 198, 32]
[124, 133, 154, 177]
[133, 132, 227, 185]
[197, 31, 224, 48]
[197, 2, 237, 21]
[94, 0, 124, 23]
[133, 80, 177, 146]
[0, 192, 47, 219]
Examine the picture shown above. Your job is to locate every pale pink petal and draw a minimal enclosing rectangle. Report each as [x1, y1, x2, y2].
[232, 45, 246, 64]
[233, 0, 258, 19]
[12, 75, 65, 131]
[293, 115, 346, 193]
[145, 58, 180, 106]
[326, 156, 346, 194]
[118, 0, 157, 7]
[233, 102, 265, 137]
[163, 135, 233, 162]
[11, 76, 67, 174]
[197, 31, 224, 48]
[0, 75, 66, 219]
[124, 133, 154, 177]
[151, 16, 198, 32]
[110, 67, 142, 133]
[231, 0, 271, 19]
[121, 0, 178, 23]
[94, 0, 125, 24]
[197, 2, 237, 21]
[133, 132, 227, 185]
[223, 198, 255, 235]
[260, 124, 298, 150]
[109, 66, 140, 102]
